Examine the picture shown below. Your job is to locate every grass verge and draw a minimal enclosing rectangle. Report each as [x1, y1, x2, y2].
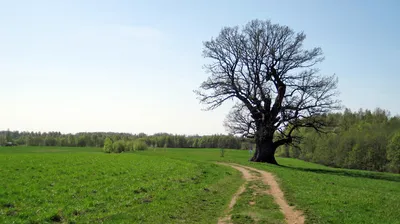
[230, 180, 284, 224]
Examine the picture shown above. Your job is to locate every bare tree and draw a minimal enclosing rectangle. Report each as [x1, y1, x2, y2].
[223, 103, 256, 137]
[195, 20, 340, 164]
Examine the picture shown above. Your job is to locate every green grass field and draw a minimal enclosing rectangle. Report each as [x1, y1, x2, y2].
[1, 146, 399, 224]
[140, 148, 400, 224]
[0, 147, 243, 223]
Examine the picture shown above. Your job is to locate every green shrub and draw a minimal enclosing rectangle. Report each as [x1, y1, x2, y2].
[112, 140, 126, 153]
[134, 139, 148, 151]
[103, 137, 113, 153]
[387, 132, 400, 173]
[126, 141, 135, 151]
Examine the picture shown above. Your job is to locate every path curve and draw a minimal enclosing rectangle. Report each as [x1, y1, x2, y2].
[217, 163, 304, 224]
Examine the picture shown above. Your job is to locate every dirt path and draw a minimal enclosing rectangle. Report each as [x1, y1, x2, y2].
[217, 163, 305, 224]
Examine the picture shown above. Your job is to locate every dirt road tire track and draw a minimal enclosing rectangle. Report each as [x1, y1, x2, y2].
[217, 163, 305, 224]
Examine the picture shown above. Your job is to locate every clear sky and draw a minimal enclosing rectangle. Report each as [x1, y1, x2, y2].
[1, 0, 399, 135]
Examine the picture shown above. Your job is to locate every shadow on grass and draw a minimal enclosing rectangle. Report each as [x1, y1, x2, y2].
[279, 165, 400, 183]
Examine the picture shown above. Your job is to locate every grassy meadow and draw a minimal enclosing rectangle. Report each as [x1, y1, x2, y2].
[0, 147, 243, 223]
[0, 146, 399, 224]
[140, 148, 400, 224]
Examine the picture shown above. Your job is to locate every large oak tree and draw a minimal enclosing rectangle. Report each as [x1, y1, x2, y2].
[195, 20, 340, 164]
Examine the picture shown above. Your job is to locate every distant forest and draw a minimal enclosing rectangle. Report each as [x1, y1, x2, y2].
[0, 131, 244, 150]
[1, 107, 399, 173]
[277, 108, 400, 173]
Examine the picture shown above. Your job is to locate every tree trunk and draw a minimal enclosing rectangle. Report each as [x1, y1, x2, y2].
[250, 136, 278, 165]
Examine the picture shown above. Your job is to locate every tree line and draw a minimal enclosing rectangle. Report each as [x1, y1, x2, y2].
[2, 107, 399, 173]
[277, 108, 400, 173]
[0, 131, 244, 150]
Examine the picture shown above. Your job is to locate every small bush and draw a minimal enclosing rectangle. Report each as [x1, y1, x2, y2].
[387, 132, 400, 173]
[112, 140, 126, 153]
[134, 140, 148, 151]
[126, 141, 135, 151]
[103, 137, 113, 153]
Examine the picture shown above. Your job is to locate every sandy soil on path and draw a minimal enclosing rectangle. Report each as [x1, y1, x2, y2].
[217, 163, 305, 224]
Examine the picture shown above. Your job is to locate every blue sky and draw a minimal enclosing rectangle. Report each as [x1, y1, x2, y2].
[1, 0, 399, 135]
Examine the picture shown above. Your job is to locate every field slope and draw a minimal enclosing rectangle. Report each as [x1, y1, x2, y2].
[1, 147, 399, 224]
[0, 147, 243, 223]
[140, 148, 400, 224]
